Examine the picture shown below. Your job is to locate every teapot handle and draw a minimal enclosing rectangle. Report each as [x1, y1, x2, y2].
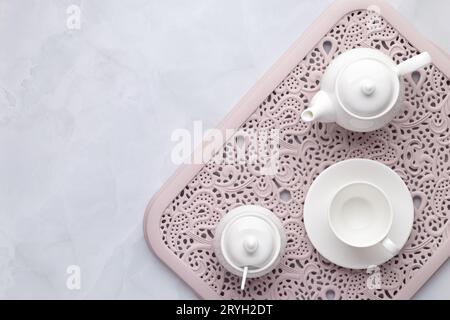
[395, 52, 431, 76]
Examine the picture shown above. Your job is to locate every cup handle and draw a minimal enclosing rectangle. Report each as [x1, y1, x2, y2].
[382, 238, 400, 256]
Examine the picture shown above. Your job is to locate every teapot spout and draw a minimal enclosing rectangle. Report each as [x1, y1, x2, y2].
[301, 91, 336, 123]
[395, 52, 431, 76]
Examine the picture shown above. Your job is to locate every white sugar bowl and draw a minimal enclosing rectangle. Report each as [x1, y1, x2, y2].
[301, 48, 431, 132]
[214, 205, 286, 290]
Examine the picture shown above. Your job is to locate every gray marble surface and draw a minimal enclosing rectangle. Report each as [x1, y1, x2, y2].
[0, 0, 449, 299]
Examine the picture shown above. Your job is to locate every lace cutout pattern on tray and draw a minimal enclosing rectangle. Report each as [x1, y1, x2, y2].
[159, 10, 450, 299]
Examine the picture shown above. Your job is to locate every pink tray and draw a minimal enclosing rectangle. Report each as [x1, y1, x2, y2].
[144, 0, 450, 299]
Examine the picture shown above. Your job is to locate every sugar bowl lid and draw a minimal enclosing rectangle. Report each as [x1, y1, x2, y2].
[336, 58, 399, 118]
[214, 205, 286, 290]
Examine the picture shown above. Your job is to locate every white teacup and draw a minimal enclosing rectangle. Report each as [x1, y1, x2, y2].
[328, 181, 400, 255]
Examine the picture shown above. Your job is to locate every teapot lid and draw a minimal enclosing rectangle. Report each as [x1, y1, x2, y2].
[214, 205, 285, 283]
[336, 58, 399, 118]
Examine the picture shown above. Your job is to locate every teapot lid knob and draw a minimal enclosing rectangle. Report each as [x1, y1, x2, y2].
[361, 79, 376, 96]
[337, 59, 398, 118]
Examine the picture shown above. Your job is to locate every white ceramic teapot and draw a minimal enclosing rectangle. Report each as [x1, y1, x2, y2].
[301, 48, 432, 132]
[214, 205, 286, 290]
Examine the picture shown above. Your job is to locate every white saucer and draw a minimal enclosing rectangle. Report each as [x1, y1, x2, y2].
[303, 159, 414, 269]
